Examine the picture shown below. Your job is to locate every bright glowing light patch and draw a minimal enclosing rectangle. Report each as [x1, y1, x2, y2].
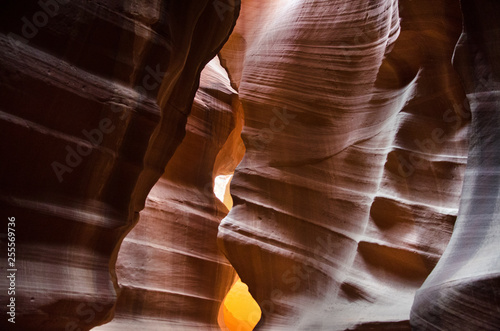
[214, 174, 233, 203]
[223, 279, 261, 331]
[214, 174, 261, 330]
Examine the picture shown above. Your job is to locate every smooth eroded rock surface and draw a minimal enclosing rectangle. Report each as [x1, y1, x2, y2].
[218, 0, 470, 329]
[0, 1, 239, 330]
[2, 0, 500, 330]
[411, 0, 500, 329]
[94, 56, 244, 331]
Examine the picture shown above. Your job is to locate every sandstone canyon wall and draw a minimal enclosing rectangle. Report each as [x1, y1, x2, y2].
[218, 0, 472, 329]
[94, 56, 244, 331]
[0, 0, 499, 330]
[0, 1, 239, 330]
[411, 0, 500, 329]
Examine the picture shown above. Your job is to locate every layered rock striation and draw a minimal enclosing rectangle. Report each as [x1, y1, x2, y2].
[411, 0, 500, 329]
[95, 56, 244, 331]
[1, 0, 500, 330]
[218, 0, 470, 329]
[0, 1, 239, 330]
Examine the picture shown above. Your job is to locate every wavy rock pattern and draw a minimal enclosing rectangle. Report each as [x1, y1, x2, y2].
[411, 0, 500, 329]
[0, 1, 239, 330]
[1, 0, 499, 330]
[95, 56, 244, 331]
[218, 0, 469, 329]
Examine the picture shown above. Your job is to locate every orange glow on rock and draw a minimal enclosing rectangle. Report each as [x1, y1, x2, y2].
[221, 279, 261, 331]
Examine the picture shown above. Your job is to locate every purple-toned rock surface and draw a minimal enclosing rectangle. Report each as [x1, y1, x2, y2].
[0, 1, 239, 330]
[95, 56, 244, 331]
[218, 0, 471, 329]
[411, 1, 500, 329]
[1, 0, 499, 330]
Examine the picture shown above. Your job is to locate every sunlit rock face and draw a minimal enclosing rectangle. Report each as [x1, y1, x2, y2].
[94, 57, 244, 331]
[1, 0, 500, 330]
[222, 278, 262, 331]
[218, 0, 470, 329]
[0, 1, 239, 330]
[411, 1, 500, 330]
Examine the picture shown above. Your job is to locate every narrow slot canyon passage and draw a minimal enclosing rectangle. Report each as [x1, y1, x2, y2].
[214, 174, 262, 331]
[92, 53, 262, 330]
[1, 1, 500, 330]
[220, 278, 262, 331]
[92, 56, 249, 331]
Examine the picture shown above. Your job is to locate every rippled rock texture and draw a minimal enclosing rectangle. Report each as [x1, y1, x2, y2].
[94, 57, 244, 331]
[1, 0, 500, 330]
[218, 0, 472, 329]
[411, 0, 500, 330]
[0, 1, 239, 330]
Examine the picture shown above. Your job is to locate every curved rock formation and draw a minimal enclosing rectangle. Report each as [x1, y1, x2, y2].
[218, 0, 470, 329]
[221, 278, 262, 331]
[0, 1, 239, 330]
[94, 56, 244, 331]
[2, 0, 500, 330]
[411, 0, 500, 329]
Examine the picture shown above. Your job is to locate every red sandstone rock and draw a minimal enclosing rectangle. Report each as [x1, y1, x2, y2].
[94, 56, 244, 331]
[1, 0, 500, 330]
[0, 1, 239, 330]
[218, 0, 470, 329]
[411, 1, 500, 329]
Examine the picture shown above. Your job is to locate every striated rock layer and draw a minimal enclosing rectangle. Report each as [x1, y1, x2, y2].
[411, 0, 500, 329]
[94, 56, 244, 331]
[0, 1, 239, 330]
[2, 0, 500, 330]
[218, 0, 470, 329]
